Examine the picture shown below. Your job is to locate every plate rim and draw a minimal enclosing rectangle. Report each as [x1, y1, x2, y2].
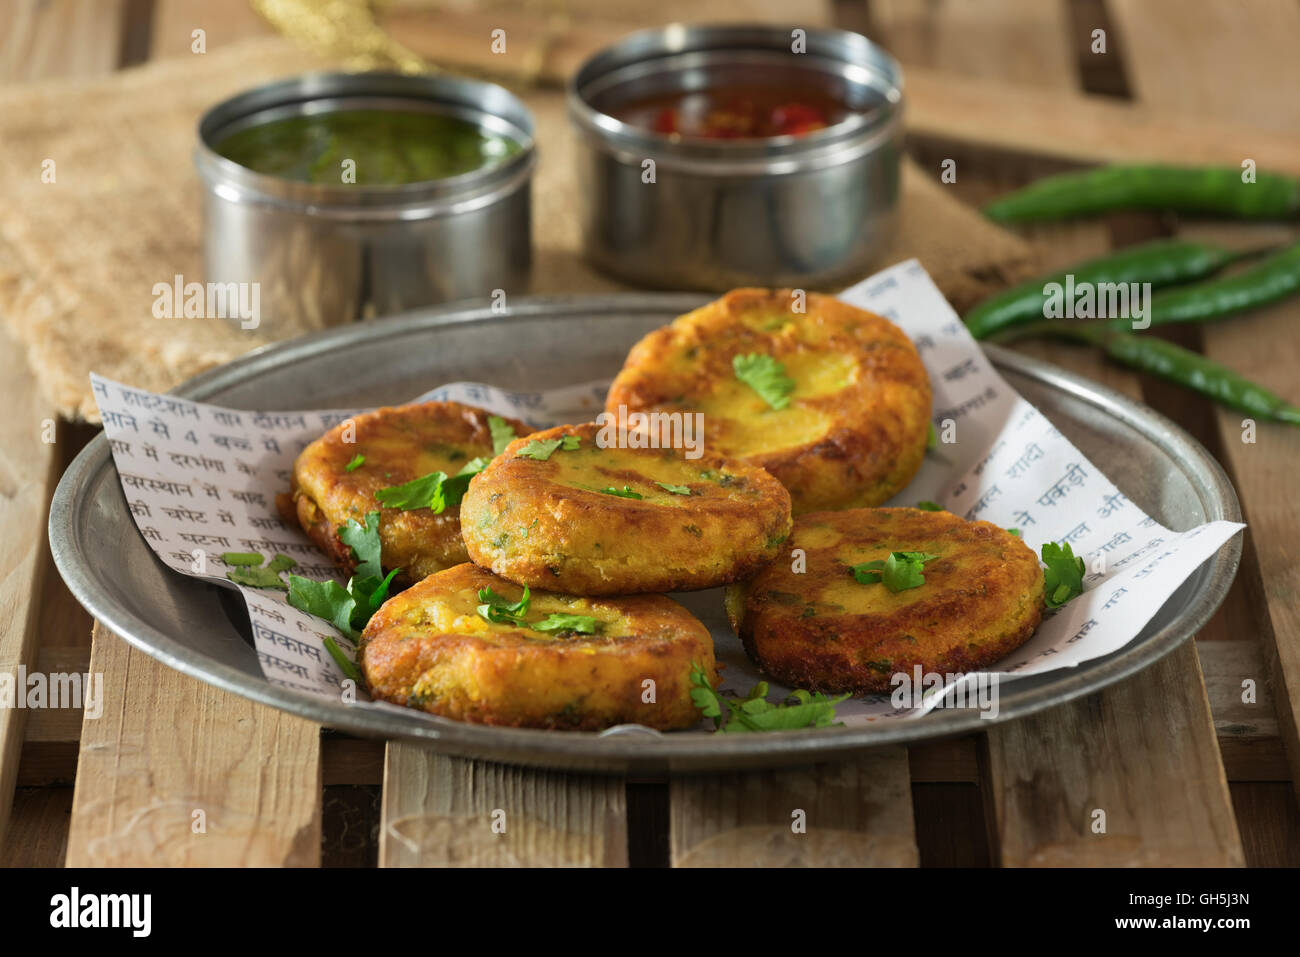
[49, 292, 1243, 773]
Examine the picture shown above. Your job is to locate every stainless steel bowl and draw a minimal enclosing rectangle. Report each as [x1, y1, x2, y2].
[568, 24, 903, 291]
[196, 72, 536, 332]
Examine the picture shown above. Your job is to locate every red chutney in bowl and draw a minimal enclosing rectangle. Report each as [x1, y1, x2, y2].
[612, 82, 854, 139]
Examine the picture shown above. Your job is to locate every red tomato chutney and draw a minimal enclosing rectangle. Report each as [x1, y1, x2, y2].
[612, 80, 856, 139]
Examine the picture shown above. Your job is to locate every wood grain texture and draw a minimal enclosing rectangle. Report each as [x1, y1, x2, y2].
[380, 743, 628, 866]
[0, 326, 58, 850]
[984, 641, 1244, 866]
[669, 749, 918, 867]
[0, 0, 124, 81]
[0, 786, 73, 867]
[1111, 0, 1300, 811]
[66, 623, 321, 866]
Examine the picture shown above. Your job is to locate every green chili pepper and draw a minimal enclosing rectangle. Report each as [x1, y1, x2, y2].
[998, 321, 1300, 424]
[964, 239, 1239, 340]
[1132, 241, 1300, 328]
[985, 164, 1300, 223]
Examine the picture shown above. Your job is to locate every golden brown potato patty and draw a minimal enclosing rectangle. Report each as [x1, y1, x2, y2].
[460, 421, 793, 596]
[606, 288, 932, 513]
[359, 563, 718, 730]
[726, 507, 1044, 694]
[288, 401, 529, 584]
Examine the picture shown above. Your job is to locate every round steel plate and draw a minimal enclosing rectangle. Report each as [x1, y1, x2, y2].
[49, 294, 1242, 773]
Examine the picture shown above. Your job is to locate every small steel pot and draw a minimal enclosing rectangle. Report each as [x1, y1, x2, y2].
[196, 72, 535, 332]
[568, 24, 903, 291]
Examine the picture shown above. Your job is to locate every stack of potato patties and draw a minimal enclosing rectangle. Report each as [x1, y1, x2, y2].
[287, 289, 1044, 731]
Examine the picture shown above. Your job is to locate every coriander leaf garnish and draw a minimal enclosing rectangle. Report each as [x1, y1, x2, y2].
[344, 454, 365, 472]
[915, 500, 944, 511]
[733, 353, 795, 410]
[516, 434, 581, 461]
[655, 482, 691, 495]
[287, 576, 360, 640]
[1041, 541, 1085, 608]
[374, 458, 487, 513]
[1008, 528, 1022, 537]
[222, 551, 297, 589]
[601, 486, 643, 499]
[927, 422, 938, 449]
[322, 636, 362, 683]
[849, 551, 940, 593]
[488, 415, 517, 455]
[533, 613, 601, 635]
[477, 585, 531, 626]
[689, 663, 847, 733]
[338, 511, 384, 580]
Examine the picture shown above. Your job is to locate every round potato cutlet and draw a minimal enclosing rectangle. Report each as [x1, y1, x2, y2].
[725, 507, 1044, 694]
[460, 421, 793, 596]
[288, 401, 529, 584]
[360, 563, 719, 730]
[605, 288, 932, 514]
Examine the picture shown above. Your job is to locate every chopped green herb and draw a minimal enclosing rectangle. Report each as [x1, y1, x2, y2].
[927, 422, 938, 449]
[1008, 528, 1022, 537]
[374, 458, 488, 513]
[477, 585, 530, 626]
[516, 434, 581, 461]
[689, 663, 847, 733]
[733, 353, 795, 410]
[1042, 541, 1086, 608]
[322, 635, 362, 683]
[287, 512, 400, 640]
[222, 552, 264, 566]
[915, 500, 944, 511]
[850, 551, 941, 593]
[601, 486, 643, 499]
[222, 551, 297, 590]
[488, 415, 517, 455]
[533, 613, 601, 635]
[655, 482, 692, 496]
[344, 454, 365, 472]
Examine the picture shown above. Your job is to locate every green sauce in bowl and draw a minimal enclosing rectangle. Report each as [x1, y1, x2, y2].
[214, 109, 523, 185]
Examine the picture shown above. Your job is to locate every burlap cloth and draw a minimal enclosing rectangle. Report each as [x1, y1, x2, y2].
[0, 37, 1038, 422]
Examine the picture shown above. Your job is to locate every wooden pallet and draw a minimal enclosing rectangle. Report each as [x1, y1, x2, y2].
[3, 0, 1298, 868]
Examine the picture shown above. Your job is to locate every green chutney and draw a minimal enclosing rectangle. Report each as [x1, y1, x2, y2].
[214, 109, 522, 185]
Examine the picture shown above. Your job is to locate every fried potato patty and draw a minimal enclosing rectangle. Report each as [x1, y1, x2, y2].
[288, 401, 529, 583]
[360, 563, 718, 730]
[461, 421, 792, 596]
[605, 289, 932, 513]
[726, 507, 1044, 694]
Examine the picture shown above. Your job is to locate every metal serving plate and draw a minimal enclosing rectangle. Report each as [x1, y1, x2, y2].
[51, 294, 1241, 774]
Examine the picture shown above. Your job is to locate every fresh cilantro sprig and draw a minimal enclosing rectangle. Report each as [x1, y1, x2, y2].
[533, 613, 601, 635]
[656, 482, 691, 495]
[286, 511, 399, 641]
[915, 500, 944, 511]
[222, 551, 297, 590]
[517, 434, 581, 461]
[477, 585, 531, 626]
[488, 415, 517, 455]
[344, 454, 365, 472]
[733, 353, 795, 410]
[375, 457, 488, 513]
[850, 551, 940, 593]
[1042, 541, 1086, 608]
[689, 663, 847, 733]
[601, 486, 643, 499]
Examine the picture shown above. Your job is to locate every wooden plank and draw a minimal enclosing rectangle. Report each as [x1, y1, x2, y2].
[66, 623, 322, 866]
[0, 325, 59, 850]
[0, 0, 125, 81]
[904, 67, 1300, 176]
[0, 0, 126, 856]
[150, 0, 273, 59]
[984, 641, 1244, 866]
[379, 743, 628, 867]
[669, 749, 919, 867]
[0, 787, 73, 867]
[1111, 0, 1300, 808]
